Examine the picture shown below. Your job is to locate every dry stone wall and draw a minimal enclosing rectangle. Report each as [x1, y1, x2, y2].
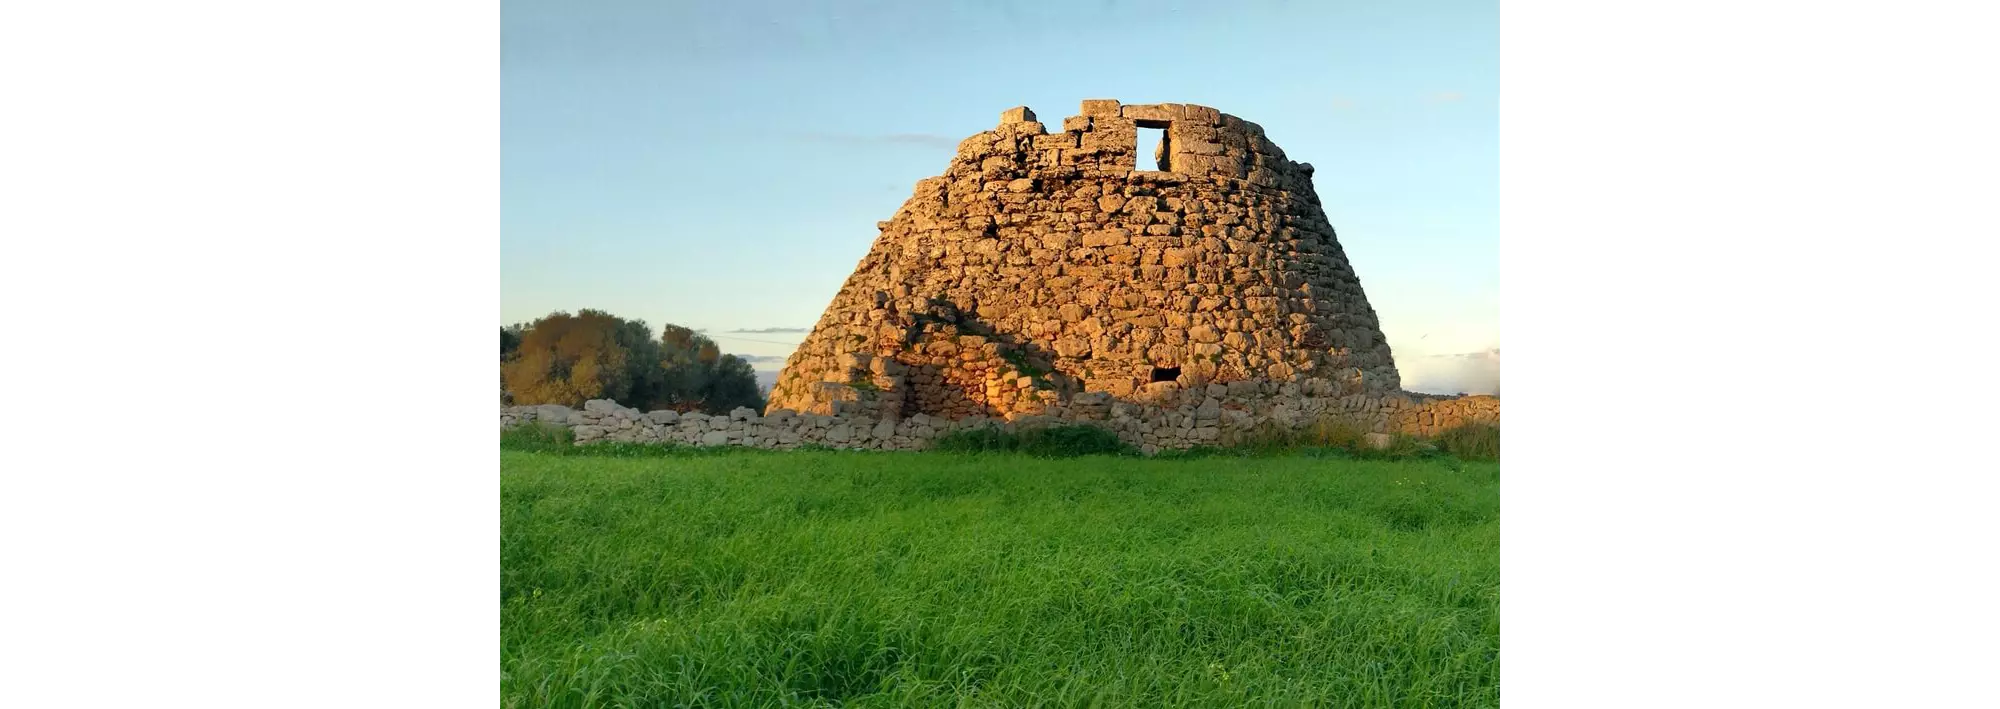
[767, 100, 1407, 422]
[503, 389, 1497, 456]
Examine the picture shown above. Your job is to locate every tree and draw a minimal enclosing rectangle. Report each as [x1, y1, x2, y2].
[501, 325, 523, 360]
[499, 312, 765, 414]
[500, 310, 663, 409]
[655, 324, 766, 413]
[500, 324, 527, 404]
[702, 353, 765, 412]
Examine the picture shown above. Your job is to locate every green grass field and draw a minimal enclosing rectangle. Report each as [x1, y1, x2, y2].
[502, 448, 1499, 708]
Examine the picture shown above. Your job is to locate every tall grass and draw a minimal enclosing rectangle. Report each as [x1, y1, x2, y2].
[928, 424, 1135, 457]
[1208, 414, 1455, 461]
[499, 421, 575, 453]
[1432, 423, 1500, 461]
[502, 449, 1499, 707]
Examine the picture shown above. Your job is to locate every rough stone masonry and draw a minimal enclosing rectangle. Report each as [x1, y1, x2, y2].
[770, 100, 1429, 419]
[503, 100, 1498, 453]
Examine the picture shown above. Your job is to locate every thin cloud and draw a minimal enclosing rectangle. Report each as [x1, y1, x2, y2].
[1403, 348, 1500, 396]
[1427, 91, 1465, 104]
[1424, 348, 1498, 361]
[795, 132, 960, 149]
[726, 327, 808, 334]
[737, 354, 790, 366]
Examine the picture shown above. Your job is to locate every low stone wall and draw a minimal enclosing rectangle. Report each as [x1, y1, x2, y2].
[502, 385, 1497, 455]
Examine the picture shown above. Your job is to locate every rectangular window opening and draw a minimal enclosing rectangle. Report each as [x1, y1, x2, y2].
[1135, 124, 1167, 171]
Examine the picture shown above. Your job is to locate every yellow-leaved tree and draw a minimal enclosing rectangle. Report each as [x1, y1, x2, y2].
[500, 310, 662, 409]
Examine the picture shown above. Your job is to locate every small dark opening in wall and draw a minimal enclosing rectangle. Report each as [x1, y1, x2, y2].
[1150, 366, 1181, 383]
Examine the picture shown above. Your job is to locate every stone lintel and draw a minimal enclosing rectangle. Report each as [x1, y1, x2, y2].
[1122, 105, 1175, 125]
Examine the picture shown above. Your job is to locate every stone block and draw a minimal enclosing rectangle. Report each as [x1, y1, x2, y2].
[1080, 99, 1121, 116]
[1000, 106, 1036, 124]
[534, 404, 573, 423]
[1176, 104, 1222, 125]
[1031, 133, 1076, 150]
[1183, 141, 1225, 156]
[644, 410, 679, 425]
[1121, 104, 1177, 123]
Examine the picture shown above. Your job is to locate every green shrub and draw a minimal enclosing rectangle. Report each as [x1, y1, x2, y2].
[930, 424, 1136, 457]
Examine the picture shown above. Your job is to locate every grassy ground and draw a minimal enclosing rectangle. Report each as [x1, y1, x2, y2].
[501, 449, 1499, 708]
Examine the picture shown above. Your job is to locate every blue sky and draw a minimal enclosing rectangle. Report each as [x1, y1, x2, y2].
[503, 0, 1498, 393]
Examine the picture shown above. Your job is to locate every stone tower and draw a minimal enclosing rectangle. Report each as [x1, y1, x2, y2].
[768, 100, 1402, 420]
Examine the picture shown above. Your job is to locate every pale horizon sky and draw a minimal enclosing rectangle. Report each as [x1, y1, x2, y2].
[503, 0, 1498, 394]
